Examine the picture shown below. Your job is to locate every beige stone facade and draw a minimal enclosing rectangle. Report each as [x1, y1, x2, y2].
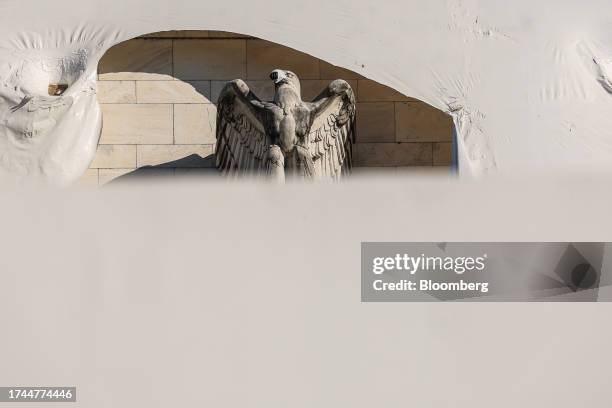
[90, 31, 453, 185]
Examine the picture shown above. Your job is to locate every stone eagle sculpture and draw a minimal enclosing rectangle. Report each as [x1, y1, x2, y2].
[215, 69, 356, 181]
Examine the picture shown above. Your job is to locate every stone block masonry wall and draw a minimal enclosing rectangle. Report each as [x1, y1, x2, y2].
[81, 31, 453, 185]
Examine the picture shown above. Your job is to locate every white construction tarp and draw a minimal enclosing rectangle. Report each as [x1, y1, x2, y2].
[1, 0, 611, 184]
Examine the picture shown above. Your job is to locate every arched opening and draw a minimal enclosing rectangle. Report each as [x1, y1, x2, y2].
[83, 30, 455, 185]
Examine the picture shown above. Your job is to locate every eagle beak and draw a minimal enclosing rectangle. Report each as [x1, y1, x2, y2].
[270, 69, 287, 85]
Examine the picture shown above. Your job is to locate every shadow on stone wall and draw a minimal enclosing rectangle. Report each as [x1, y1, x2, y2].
[107, 154, 219, 185]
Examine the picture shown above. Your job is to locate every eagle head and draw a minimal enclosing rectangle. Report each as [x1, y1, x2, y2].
[270, 69, 301, 95]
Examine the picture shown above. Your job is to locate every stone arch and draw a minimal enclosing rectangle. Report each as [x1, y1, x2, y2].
[85, 30, 455, 185]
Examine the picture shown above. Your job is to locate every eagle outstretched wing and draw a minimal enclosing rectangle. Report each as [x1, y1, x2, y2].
[307, 80, 356, 180]
[215, 80, 271, 176]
